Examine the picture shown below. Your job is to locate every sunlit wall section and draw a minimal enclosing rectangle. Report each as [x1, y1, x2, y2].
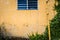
[0, 0, 56, 37]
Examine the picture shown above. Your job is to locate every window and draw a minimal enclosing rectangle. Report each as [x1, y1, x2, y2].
[18, 0, 38, 10]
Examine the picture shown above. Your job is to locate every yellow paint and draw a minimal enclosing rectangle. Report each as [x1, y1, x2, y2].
[0, 0, 56, 37]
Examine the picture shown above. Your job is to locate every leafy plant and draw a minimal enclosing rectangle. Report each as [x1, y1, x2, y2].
[50, 0, 60, 40]
[29, 0, 60, 40]
[29, 27, 49, 40]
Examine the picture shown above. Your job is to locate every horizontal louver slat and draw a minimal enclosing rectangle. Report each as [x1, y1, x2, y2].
[18, 0, 38, 10]
[28, 0, 37, 9]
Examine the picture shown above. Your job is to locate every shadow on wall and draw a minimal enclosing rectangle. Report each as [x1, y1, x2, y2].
[0, 23, 29, 40]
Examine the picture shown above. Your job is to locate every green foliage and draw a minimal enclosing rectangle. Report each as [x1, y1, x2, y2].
[29, 0, 60, 40]
[29, 27, 49, 40]
[50, 0, 60, 40]
[0, 0, 60, 40]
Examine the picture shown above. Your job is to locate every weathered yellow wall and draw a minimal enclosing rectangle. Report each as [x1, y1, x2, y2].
[0, 0, 56, 37]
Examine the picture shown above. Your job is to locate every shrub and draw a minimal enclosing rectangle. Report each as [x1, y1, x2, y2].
[29, 27, 49, 40]
[29, 0, 60, 40]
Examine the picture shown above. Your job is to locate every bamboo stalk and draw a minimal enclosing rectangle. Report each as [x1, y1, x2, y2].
[47, 13, 51, 40]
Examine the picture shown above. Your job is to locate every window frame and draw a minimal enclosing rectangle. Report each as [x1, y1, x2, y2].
[17, 0, 38, 10]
